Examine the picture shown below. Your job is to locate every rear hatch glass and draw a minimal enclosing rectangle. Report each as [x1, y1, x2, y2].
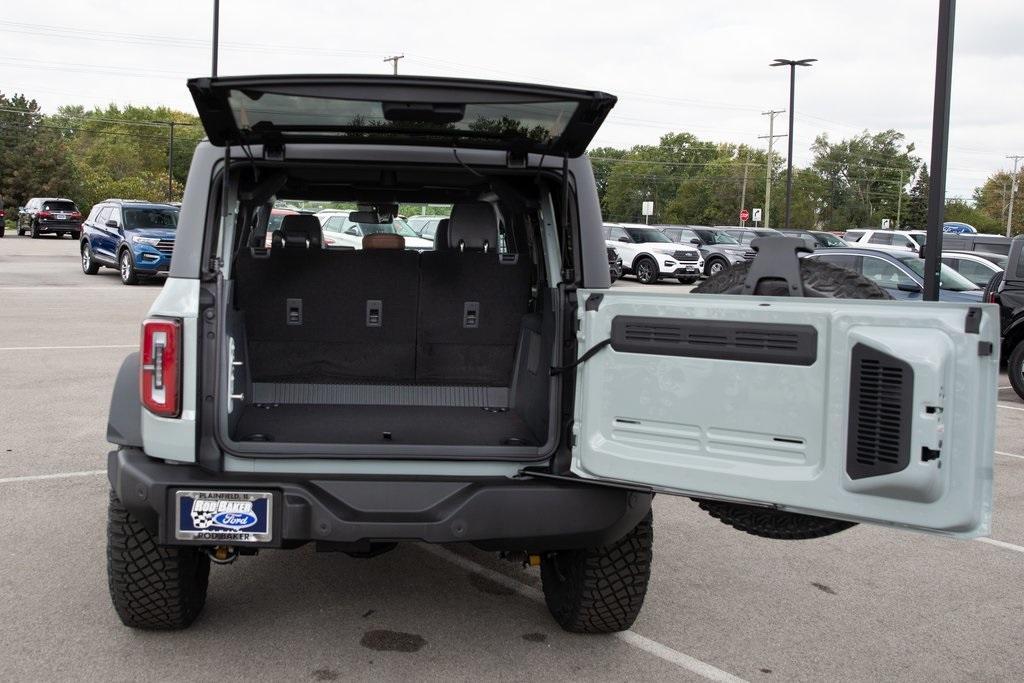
[42, 200, 76, 211]
[188, 75, 616, 157]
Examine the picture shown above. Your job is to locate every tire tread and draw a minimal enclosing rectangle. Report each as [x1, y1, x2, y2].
[106, 490, 209, 630]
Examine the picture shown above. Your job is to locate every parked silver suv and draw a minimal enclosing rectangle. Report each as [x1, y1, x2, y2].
[105, 74, 1000, 634]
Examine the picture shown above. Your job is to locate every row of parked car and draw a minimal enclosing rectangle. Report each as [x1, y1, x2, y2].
[604, 221, 1014, 301]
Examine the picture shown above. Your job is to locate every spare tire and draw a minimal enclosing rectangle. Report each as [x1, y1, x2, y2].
[690, 258, 890, 540]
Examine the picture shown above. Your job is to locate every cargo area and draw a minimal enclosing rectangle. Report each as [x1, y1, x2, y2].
[220, 165, 564, 457]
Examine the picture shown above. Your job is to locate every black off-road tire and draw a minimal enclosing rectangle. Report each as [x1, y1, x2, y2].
[30, 222, 40, 239]
[689, 259, 889, 539]
[695, 500, 856, 540]
[107, 490, 210, 630]
[1008, 342, 1024, 402]
[693, 258, 891, 299]
[541, 511, 653, 633]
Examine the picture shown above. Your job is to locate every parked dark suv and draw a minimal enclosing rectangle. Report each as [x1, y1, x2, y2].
[80, 199, 179, 285]
[17, 197, 82, 238]
[990, 237, 1024, 399]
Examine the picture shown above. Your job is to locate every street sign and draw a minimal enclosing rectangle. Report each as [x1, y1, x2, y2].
[739, 209, 749, 222]
[752, 208, 762, 222]
[641, 201, 654, 216]
[882, 218, 891, 229]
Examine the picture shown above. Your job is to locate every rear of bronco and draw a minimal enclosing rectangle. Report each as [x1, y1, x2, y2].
[107, 75, 1000, 633]
[107, 76, 655, 632]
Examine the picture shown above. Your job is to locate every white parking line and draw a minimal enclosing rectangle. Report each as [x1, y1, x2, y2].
[998, 404, 1024, 412]
[418, 544, 747, 682]
[975, 537, 1024, 554]
[999, 386, 1013, 390]
[0, 469, 105, 485]
[0, 344, 135, 351]
[996, 450, 1024, 461]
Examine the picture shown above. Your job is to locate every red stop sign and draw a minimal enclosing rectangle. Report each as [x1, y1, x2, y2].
[740, 209, 749, 221]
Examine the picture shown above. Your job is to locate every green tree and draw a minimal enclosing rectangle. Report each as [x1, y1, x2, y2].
[904, 164, 929, 230]
[0, 92, 77, 212]
[600, 132, 722, 223]
[971, 170, 1024, 236]
[810, 130, 919, 230]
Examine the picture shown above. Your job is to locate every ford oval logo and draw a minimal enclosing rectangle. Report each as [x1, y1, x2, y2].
[212, 511, 258, 530]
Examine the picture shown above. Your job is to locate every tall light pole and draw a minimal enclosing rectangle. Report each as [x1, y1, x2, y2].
[770, 58, 816, 228]
[922, 0, 955, 302]
[211, 0, 220, 77]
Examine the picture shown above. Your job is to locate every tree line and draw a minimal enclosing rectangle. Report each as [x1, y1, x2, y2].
[0, 92, 202, 218]
[594, 131, 1020, 234]
[0, 90, 1019, 235]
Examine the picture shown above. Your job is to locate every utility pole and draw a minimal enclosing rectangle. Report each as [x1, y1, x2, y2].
[759, 110, 786, 229]
[895, 171, 904, 228]
[739, 157, 750, 226]
[1007, 155, 1023, 237]
[167, 121, 175, 201]
[383, 55, 404, 75]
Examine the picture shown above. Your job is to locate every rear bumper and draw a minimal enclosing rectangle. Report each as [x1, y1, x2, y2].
[108, 448, 652, 551]
[37, 222, 81, 232]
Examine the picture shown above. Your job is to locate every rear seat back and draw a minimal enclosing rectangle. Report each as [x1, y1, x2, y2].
[238, 246, 419, 383]
[417, 201, 530, 385]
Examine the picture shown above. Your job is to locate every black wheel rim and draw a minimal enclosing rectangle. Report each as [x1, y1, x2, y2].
[637, 262, 653, 282]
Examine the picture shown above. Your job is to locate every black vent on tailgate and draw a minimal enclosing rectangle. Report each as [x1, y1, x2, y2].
[846, 344, 913, 480]
[610, 316, 817, 365]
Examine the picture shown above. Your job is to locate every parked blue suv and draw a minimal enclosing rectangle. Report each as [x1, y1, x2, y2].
[80, 199, 179, 285]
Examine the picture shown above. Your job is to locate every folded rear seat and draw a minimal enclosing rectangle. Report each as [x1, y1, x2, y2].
[416, 202, 531, 385]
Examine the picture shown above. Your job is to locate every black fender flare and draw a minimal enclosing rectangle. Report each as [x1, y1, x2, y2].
[1004, 316, 1024, 355]
[107, 352, 143, 447]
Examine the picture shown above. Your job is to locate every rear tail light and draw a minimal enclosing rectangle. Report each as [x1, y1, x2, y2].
[986, 290, 998, 304]
[140, 318, 182, 418]
[70, 211, 82, 219]
[38, 210, 52, 219]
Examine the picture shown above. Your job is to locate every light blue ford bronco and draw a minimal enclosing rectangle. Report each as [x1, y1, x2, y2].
[105, 74, 998, 632]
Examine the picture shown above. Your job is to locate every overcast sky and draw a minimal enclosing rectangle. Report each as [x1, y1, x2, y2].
[2, 0, 1020, 199]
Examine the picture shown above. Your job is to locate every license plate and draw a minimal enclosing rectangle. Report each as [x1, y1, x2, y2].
[175, 490, 273, 542]
[55, 213, 66, 220]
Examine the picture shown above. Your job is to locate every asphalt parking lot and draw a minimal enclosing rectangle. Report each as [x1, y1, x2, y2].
[1, 233, 1022, 681]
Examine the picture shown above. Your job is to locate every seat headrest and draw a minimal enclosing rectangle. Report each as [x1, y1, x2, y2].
[433, 218, 450, 248]
[348, 211, 377, 224]
[362, 233, 405, 250]
[445, 202, 497, 252]
[278, 214, 322, 248]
